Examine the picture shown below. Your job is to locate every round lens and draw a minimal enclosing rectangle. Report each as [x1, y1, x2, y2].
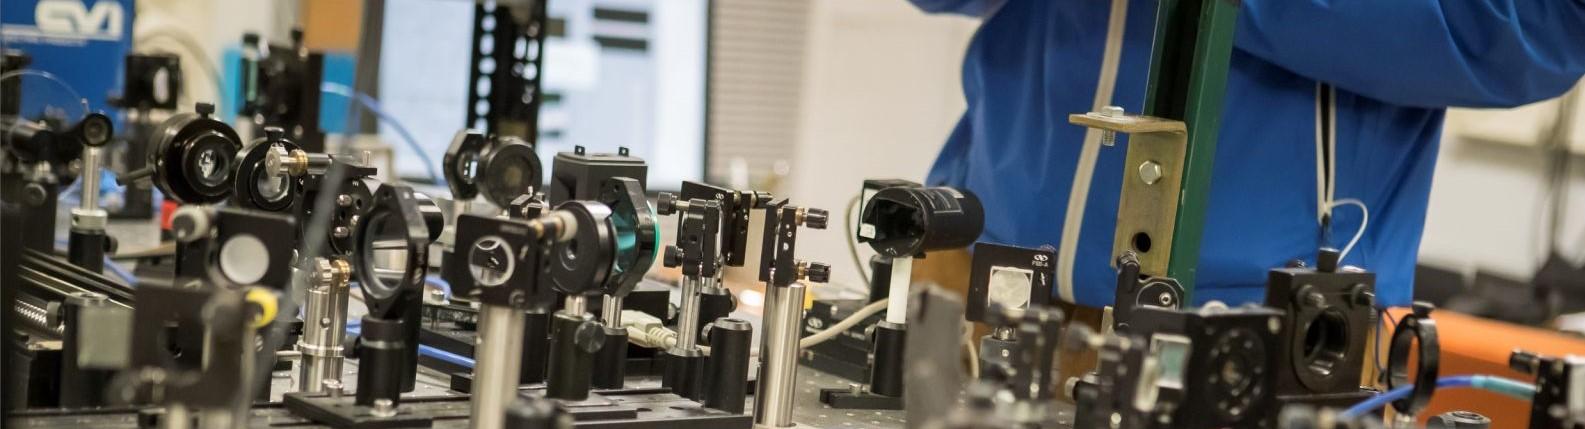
[360, 211, 409, 298]
[189, 135, 233, 188]
[255, 170, 290, 203]
[468, 237, 513, 287]
[219, 233, 269, 285]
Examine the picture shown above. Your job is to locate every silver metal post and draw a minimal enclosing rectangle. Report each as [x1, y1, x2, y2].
[674, 277, 703, 350]
[70, 147, 108, 235]
[753, 283, 806, 428]
[564, 295, 587, 316]
[470, 305, 527, 429]
[298, 259, 351, 392]
[79, 146, 102, 210]
[601, 295, 623, 326]
[164, 404, 191, 429]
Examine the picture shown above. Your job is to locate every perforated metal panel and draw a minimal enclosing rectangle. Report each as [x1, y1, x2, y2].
[467, 1, 548, 141]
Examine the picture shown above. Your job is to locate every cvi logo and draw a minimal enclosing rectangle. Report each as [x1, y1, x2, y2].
[25, 0, 125, 41]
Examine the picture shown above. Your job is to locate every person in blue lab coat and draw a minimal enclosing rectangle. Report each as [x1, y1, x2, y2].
[909, 0, 1585, 309]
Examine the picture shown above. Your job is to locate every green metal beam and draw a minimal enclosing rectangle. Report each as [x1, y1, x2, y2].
[1141, 0, 1240, 301]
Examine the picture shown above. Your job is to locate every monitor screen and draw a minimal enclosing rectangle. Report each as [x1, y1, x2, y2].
[378, 0, 707, 191]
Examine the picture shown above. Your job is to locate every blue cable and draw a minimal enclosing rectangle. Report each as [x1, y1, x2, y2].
[1339, 375, 1536, 419]
[320, 82, 445, 185]
[104, 258, 137, 285]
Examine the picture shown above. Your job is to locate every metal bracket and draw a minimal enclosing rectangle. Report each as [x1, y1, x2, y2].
[1068, 112, 1187, 277]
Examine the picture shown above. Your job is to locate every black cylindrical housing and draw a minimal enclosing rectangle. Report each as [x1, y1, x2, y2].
[505, 397, 569, 429]
[661, 349, 708, 400]
[868, 321, 906, 397]
[867, 255, 892, 303]
[520, 310, 551, 384]
[591, 326, 628, 389]
[860, 186, 984, 258]
[355, 316, 407, 406]
[704, 318, 752, 414]
[697, 288, 734, 335]
[399, 295, 422, 393]
[67, 230, 106, 273]
[546, 313, 594, 401]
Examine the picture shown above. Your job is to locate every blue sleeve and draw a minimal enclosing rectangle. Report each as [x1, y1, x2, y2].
[908, 0, 1006, 17]
[1236, 0, 1585, 108]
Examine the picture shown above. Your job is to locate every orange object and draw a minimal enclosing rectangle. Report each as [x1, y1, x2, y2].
[1390, 308, 1585, 429]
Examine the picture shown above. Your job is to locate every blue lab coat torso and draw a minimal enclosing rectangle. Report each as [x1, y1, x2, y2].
[911, 0, 1585, 307]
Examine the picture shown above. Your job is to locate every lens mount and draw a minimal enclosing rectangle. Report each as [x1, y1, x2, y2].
[353, 183, 433, 318]
[547, 201, 616, 297]
[478, 137, 543, 208]
[150, 111, 242, 204]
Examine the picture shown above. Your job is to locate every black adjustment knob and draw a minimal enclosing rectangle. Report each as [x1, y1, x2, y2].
[804, 262, 831, 283]
[662, 245, 684, 268]
[1317, 247, 1341, 272]
[1350, 284, 1375, 308]
[1412, 301, 1436, 317]
[656, 193, 679, 215]
[1510, 350, 1542, 375]
[78, 113, 113, 147]
[263, 126, 285, 140]
[509, 194, 545, 220]
[803, 208, 829, 229]
[195, 102, 215, 117]
[573, 320, 607, 354]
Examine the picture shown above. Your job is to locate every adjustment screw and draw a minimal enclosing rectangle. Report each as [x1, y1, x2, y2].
[656, 193, 678, 215]
[336, 194, 354, 207]
[22, 183, 47, 206]
[1412, 301, 1435, 317]
[332, 226, 351, 238]
[1099, 105, 1124, 146]
[371, 398, 397, 418]
[1303, 290, 1326, 308]
[573, 320, 607, 354]
[1138, 161, 1163, 185]
[322, 379, 344, 398]
[662, 246, 684, 268]
[802, 208, 830, 229]
[195, 102, 215, 117]
[508, 194, 544, 219]
[1350, 284, 1375, 307]
[804, 262, 831, 283]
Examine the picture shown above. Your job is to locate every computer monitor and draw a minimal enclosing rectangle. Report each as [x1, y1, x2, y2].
[377, 0, 707, 191]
